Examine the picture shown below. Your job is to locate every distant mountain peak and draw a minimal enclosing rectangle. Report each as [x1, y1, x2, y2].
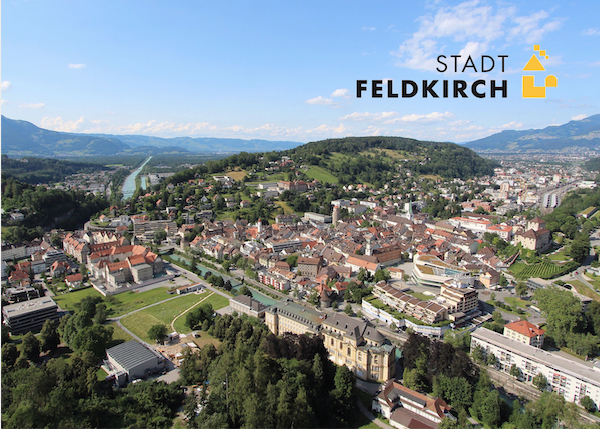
[465, 114, 600, 152]
[1, 116, 302, 156]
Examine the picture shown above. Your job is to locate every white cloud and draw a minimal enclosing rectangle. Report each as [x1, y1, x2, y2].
[69, 63, 86, 69]
[339, 111, 398, 122]
[391, 1, 562, 71]
[508, 10, 562, 44]
[500, 121, 523, 129]
[362, 27, 376, 31]
[571, 114, 588, 121]
[118, 120, 216, 135]
[19, 102, 45, 109]
[306, 123, 348, 135]
[1, 99, 9, 105]
[582, 28, 600, 36]
[390, 111, 455, 123]
[305, 96, 335, 106]
[449, 119, 470, 126]
[1, 81, 12, 92]
[331, 88, 349, 98]
[42, 116, 95, 132]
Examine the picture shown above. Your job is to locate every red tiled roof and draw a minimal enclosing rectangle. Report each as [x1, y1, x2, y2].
[505, 320, 545, 338]
[128, 255, 146, 266]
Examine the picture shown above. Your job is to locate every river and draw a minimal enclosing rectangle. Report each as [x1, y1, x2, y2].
[121, 156, 152, 200]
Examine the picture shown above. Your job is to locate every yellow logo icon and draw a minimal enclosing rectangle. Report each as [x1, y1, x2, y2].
[522, 45, 557, 98]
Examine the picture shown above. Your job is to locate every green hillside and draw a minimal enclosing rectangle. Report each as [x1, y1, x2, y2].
[282, 136, 495, 186]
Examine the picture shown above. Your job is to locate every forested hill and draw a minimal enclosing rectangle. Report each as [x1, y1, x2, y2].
[282, 136, 496, 182]
[1, 116, 131, 156]
[1, 155, 107, 184]
[583, 157, 600, 172]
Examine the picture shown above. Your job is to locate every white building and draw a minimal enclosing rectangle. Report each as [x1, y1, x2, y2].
[448, 217, 491, 234]
[411, 254, 473, 287]
[471, 327, 600, 406]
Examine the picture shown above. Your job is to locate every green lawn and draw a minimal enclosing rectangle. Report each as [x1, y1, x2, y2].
[305, 166, 339, 184]
[53, 287, 104, 311]
[547, 250, 569, 261]
[120, 312, 161, 342]
[364, 295, 386, 309]
[121, 292, 229, 342]
[568, 280, 600, 302]
[274, 200, 294, 215]
[504, 296, 530, 308]
[105, 321, 134, 348]
[173, 294, 229, 333]
[145, 293, 212, 325]
[106, 287, 174, 317]
[189, 330, 222, 349]
[406, 291, 432, 301]
[354, 390, 380, 429]
[52, 286, 176, 316]
[97, 368, 108, 381]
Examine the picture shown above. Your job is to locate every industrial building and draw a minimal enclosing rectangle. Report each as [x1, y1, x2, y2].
[105, 340, 168, 386]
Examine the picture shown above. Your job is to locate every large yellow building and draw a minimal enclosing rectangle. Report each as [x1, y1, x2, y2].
[264, 300, 324, 336]
[321, 313, 396, 382]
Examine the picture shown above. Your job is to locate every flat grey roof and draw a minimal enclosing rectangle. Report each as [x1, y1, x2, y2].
[106, 340, 162, 372]
[2, 296, 57, 318]
[472, 327, 600, 387]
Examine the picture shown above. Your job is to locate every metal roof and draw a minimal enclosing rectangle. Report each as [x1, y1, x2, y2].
[106, 340, 162, 371]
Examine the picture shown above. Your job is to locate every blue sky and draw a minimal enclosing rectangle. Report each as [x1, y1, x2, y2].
[2, 0, 599, 143]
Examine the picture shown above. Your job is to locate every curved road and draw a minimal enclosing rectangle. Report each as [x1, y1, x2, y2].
[107, 268, 233, 346]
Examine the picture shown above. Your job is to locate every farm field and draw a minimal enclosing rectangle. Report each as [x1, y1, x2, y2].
[509, 261, 562, 279]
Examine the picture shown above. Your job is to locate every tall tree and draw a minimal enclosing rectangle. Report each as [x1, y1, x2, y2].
[148, 324, 168, 344]
[40, 319, 60, 353]
[20, 332, 41, 362]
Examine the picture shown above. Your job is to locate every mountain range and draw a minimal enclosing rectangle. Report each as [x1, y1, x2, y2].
[0, 116, 300, 157]
[3, 114, 599, 157]
[464, 114, 600, 152]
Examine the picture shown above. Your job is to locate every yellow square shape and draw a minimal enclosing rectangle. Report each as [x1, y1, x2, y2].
[534, 44, 540, 50]
[539, 50, 546, 56]
[545, 55, 548, 59]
